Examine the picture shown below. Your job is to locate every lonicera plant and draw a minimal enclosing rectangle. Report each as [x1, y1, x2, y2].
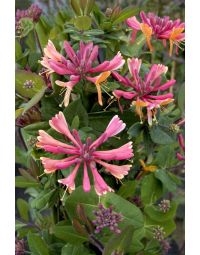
[15, 0, 185, 254]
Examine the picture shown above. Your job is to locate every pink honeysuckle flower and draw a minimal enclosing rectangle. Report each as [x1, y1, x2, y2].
[40, 40, 125, 106]
[36, 112, 133, 195]
[112, 58, 176, 125]
[126, 11, 185, 56]
[176, 133, 185, 161]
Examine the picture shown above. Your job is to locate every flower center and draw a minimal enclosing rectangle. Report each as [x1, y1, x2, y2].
[80, 144, 93, 161]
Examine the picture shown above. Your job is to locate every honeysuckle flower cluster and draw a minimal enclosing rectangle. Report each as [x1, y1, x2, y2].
[40, 40, 125, 106]
[127, 11, 185, 56]
[113, 58, 175, 125]
[92, 204, 123, 234]
[37, 112, 133, 195]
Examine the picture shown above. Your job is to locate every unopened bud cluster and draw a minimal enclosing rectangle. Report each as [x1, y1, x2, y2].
[169, 123, 180, 133]
[16, 4, 42, 23]
[105, 8, 113, 17]
[93, 204, 123, 234]
[153, 226, 165, 241]
[158, 199, 171, 213]
[23, 80, 35, 89]
[15, 238, 25, 255]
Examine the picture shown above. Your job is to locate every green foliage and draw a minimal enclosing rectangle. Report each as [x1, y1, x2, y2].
[19, 18, 34, 38]
[16, 70, 46, 98]
[117, 180, 137, 199]
[61, 244, 92, 255]
[112, 7, 139, 25]
[103, 225, 134, 255]
[15, 0, 185, 254]
[17, 198, 30, 222]
[15, 176, 39, 188]
[63, 98, 88, 126]
[141, 173, 163, 205]
[52, 225, 88, 244]
[149, 125, 176, 144]
[27, 233, 50, 255]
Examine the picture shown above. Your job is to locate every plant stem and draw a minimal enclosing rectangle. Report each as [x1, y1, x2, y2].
[33, 26, 43, 56]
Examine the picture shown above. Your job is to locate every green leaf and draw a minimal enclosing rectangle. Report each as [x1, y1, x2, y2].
[65, 186, 99, 220]
[52, 225, 88, 244]
[149, 125, 175, 144]
[17, 198, 29, 222]
[41, 95, 61, 121]
[154, 169, 177, 192]
[70, 0, 82, 15]
[103, 225, 134, 255]
[61, 244, 91, 255]
[19, 18, 34, 37]
[15, 176, 39, 188]
[144, 202, 177, 223]
[16, 40, 22, 61]
[117, 180, 137, 199]
[28, 52, 41, 70]
[35, 18, 50, 49]
[120, 34, 146, 57]
[27, 233, 50, 255]
[22, 86, 46, 114]
[178, 84, 185, 113]
[16, 70, 46, 98]
[15, 146, 27, 167]
[80, 0, 95, 15]
[129, 229, 145, 253]
[74, 16, 92, 30]
[18, 168, 37, 182]
[63, 98, 88, 127]
[23, 121, 49, 135]
[31, 189, 56, 210]
[15, 108, 24, 119]
[112, 7, 139, 25]
[141, 173, 163, 205]
[15, 220, 26, 231]
[155, 144, 176, 169]
[128, 122, 144, 138]
[71, 115, 80, 129]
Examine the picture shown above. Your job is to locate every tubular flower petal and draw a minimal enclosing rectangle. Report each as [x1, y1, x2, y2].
[90, 162, 114, 196]
[40, 40, 125, 106]
[37, 114, 134, 195]
[127, 11, 185, 55]
[58, 163, 81, 193]
[95, 159, 132, 179]
[113, 58, 175, 125]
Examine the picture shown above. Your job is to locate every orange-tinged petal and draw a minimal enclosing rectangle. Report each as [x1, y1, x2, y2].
[139, 159, 146, 169]
[95, 71, 111, 85]
[96, 83, 103, 106]
[160, 98, 174, 106]
[143, 165, 157, 172]
[140, 23, 153, 52]
[95, 71, 111, 106]
[139, 159, 157, 172]
[169, 27, 184, 56]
